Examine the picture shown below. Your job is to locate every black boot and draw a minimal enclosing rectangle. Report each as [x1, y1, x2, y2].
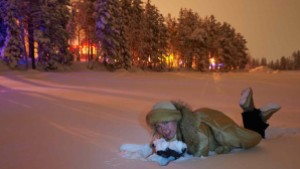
[242, 108, 269, 138]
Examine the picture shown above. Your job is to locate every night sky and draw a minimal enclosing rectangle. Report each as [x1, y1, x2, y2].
[149, 0, 300, 61]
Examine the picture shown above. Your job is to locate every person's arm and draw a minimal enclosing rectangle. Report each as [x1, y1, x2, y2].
[193, 123, 211, 157]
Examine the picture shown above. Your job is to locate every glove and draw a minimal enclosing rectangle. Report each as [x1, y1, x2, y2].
[120, 143, 153, 159]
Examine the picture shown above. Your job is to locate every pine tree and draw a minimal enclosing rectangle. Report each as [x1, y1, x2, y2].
[218, 22, 233, 69]
[165, 14, 179, 57]
[0, 18, 7, 51]
[124, 0, 144, 67]
[232, 32, 248, 69]
[83, 0, 97, 65]
[203, 15, 221, 63]
[0, 0, 23, 69]
[142, 0, 153, 68]
[280, 56, 288, 70]
[0, 1, 7, 62]
[117, 1, 131, 69]
[95, 0, 130, 71]
[34, 0, 72, 70]
[292, 50, 300, 70]
[260, 57, 267, 66]
[176, 8, 200, 69]
[219, 22, 248, 70]
[17, 1, 30, 70]
[156, 12, 168, 70]
[143, 0, 168, 70]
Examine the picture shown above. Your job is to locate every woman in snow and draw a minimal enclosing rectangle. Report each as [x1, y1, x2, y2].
[146, 87, 281, 157]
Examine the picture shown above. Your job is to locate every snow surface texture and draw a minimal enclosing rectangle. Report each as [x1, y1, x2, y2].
[120, 138, 189, 166]
[1, 64, 300, 169]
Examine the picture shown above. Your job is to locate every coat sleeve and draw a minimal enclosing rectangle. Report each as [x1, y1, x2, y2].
[193, 122, 220, 156]
[178, 106, 211, 157]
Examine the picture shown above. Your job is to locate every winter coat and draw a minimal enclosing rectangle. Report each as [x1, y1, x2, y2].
[146, 101, 262, 157]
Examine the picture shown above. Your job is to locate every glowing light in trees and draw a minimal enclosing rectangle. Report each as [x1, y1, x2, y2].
[209, 57, 216, 70]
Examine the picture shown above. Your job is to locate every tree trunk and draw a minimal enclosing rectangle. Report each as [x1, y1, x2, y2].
[19, 18, 29, 70]
[28, 17, 35, 69]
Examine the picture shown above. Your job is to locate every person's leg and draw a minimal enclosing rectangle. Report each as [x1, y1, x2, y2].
[260, 103, 281, 122]
[242, 108, 269, 138]
[239, 87, 255, 112]
[212, 121, 261, 151]
[239, 87, 280, 138]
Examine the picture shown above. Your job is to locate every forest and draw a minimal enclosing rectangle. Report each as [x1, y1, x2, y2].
[0, 0, 299, 71]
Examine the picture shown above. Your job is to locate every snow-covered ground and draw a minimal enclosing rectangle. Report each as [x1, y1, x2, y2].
[1, 65, 300, 169]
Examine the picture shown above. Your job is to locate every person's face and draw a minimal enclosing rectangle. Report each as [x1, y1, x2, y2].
[155, 121, 177, 140]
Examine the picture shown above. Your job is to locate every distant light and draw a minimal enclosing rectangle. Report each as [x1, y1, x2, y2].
[209, 57, 216, 70]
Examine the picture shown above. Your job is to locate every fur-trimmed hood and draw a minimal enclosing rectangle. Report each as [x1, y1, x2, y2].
[171, 101, 201, 155]
[146, 101, 182, 128]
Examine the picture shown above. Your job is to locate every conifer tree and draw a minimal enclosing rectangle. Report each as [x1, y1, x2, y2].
[176, 8, 200, 69]
[34, 0, 72, 70]
[0, 18, 7, 52]
[131, 0, 144, 63]
[165, 14, 179, 57]
[95, 0, 131, 70]
[83, 0, 98, 65]
[117, 0, 131, 69]
[94, 0, 117, 70]
[123, 0, 144, 67]
[292, 50, 300, 70]
[0, 0, 23, 69]
[219, 22, 248, 70]
[143, 0, 168, 70]
[156, 12, 168, 70]
[25, 0, 40, 69]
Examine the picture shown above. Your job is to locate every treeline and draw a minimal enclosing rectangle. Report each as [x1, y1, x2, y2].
[92, 0, 249, 71]
[250, 50, 300, 70]
[0, 0, 249, 71]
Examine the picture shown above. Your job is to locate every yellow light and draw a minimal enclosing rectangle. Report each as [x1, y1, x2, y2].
[209, 57, 216, 65]
[209, 57, 216, 70]
[163, 53, 179, 68]
[80, 45, 97, 55]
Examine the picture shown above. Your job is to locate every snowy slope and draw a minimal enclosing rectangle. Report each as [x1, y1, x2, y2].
[0, 67, 300, 169]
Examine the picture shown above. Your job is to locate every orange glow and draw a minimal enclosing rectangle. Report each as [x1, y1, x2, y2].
[164, 53, 179, 68]
[69, 43, 98, 62]
[80, 44, 97, 55]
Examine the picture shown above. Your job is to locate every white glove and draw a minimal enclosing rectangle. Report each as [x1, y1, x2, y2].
[119, 143, 153, 160]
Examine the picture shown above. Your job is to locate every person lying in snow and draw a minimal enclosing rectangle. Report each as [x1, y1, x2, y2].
[146, 87, 281, 158]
